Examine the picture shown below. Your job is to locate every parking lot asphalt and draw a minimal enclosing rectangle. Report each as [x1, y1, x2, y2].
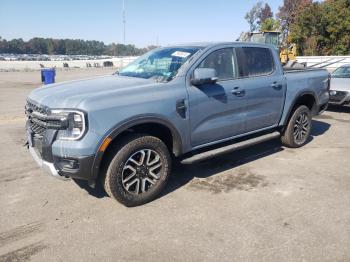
[0, 69, 349, 262]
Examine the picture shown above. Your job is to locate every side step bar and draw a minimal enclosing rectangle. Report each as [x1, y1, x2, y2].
[181, 131, 281, 164]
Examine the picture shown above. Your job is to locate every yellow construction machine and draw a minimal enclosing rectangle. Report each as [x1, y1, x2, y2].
[245, 31, 297, 65]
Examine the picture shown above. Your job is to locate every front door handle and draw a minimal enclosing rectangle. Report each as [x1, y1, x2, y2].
[231, 89, 246, 97]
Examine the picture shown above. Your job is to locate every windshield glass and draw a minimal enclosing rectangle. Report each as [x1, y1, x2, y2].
[119, 47, 201, 81]
[332, 66, 350, 78]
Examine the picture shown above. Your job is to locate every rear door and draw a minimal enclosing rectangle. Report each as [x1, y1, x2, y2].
[187, 47, 246, 147]
[235, 47, 286, 132]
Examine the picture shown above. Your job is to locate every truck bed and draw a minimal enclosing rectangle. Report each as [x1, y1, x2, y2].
[283, 67, 327, 74]
[279, 67, 329, 124]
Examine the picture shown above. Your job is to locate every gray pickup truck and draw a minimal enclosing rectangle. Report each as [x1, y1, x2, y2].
[26, 42, 330, 206]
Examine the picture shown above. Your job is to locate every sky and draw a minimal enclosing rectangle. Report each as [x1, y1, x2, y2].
[0, 0, 282, 47]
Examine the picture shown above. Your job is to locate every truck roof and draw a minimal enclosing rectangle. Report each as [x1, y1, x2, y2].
[167, 42, 275, 49]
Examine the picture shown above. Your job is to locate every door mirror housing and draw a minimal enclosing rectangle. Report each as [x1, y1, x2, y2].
[191, 68, 218, 86]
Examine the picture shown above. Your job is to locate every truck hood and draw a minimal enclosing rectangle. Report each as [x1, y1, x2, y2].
[28, 75, 155, 108]
[330, 78, 350, 92]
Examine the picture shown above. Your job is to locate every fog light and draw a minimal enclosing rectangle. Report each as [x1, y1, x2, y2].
[61, 159, 78, 170]
[330, 90, 337, 96]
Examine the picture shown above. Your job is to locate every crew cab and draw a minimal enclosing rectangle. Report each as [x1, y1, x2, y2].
[26, 42, 330, 206]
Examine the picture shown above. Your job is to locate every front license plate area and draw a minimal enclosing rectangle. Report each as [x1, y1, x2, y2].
[27, 131, 34, 147]
[33, 137, 43, 156]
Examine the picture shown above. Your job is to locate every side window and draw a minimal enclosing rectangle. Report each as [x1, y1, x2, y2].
[236, 47, 275, 77]
[198, 48, 236, 80]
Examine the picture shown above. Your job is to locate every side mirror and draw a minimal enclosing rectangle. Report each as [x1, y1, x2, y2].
[191, 68, 218, 86]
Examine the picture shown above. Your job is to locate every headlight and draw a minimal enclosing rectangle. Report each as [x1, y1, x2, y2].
[50, 110, 87, 140]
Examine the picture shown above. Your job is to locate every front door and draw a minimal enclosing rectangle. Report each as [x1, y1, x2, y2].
[187, 48, 246, 147]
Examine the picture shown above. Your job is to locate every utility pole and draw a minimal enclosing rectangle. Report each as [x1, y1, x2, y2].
[123, 0, 126, 45]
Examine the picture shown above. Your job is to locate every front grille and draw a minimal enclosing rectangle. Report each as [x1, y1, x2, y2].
[26, 100, 47, 114]
[26, 100, 68, 138]
[330, 91, 348, 103]
[30, 122, 46, 136]
[26, 100, 49, 137]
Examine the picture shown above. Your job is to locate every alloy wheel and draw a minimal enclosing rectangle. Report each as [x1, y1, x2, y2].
[121, 149, 162, 194]
[293, 112, 310, 144]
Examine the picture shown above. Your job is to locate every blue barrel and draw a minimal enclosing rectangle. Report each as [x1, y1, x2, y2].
[41, 68, 56, 84]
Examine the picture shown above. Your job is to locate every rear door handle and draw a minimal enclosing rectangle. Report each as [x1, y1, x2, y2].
[271, 82, 282, 90]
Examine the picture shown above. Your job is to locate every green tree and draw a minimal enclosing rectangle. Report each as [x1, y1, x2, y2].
[245, 1, 263, 32]
[8, 38, 25, 54]
[261, 18, 281, 31]
[245, 2, 277, 32]
[258, 3, 273, 25]
[322, 0, 350, 55]
[290, 0, 350, 55]
[0, 37, 153, 56]
[277, 0, 312, 42]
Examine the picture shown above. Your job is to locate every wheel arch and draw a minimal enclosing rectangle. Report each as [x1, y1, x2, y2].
[281, 91, 318, 128]
[89, 116, 183, 184]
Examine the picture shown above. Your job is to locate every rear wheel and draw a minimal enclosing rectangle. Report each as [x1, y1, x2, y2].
[103, 134, 171, 207]
[281, 105, 312, 148]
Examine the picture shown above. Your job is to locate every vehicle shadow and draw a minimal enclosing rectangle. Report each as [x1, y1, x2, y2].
[73, 179, 108, 198]
[73, 119, 331, 201]
[310, 119, 331, 137]
[161, 119, 331, 198]
[326, 104, 350, 113]
[163, 139, 283, 198]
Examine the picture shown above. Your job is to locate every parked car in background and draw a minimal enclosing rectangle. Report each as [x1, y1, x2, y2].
[26, 42, 330, 206]
[329, 65, 350, 106]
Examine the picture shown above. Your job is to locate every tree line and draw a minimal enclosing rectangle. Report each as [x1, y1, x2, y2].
[245, 0, 350, 56]
[0, 37, 158, 56]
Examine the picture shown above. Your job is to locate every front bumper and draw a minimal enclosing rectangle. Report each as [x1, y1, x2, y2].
[316, 102, 329, 115]
[329, 90, 350, 105]
[27, 129, 95, 182]
[29, 146, 69, 180]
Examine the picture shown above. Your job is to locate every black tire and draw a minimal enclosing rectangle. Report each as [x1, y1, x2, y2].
[102, 134, 171, 207]
[281, 105, 312, 148]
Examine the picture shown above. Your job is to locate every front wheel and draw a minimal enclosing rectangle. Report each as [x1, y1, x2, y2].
[103, 134, 171, 207]
[281, 105, 312, 148]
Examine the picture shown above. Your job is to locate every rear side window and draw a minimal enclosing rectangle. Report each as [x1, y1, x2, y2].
[236, 47, 275, 77]
[198, 48, 236, 80]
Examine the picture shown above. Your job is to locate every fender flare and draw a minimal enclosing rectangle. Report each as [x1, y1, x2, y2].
[89, 115, 183, 183]
[281, 90, 318, 127]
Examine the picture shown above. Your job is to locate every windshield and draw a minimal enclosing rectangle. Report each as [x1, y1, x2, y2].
[332, 66, 350, 78]
[119, 47, 201, 81]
